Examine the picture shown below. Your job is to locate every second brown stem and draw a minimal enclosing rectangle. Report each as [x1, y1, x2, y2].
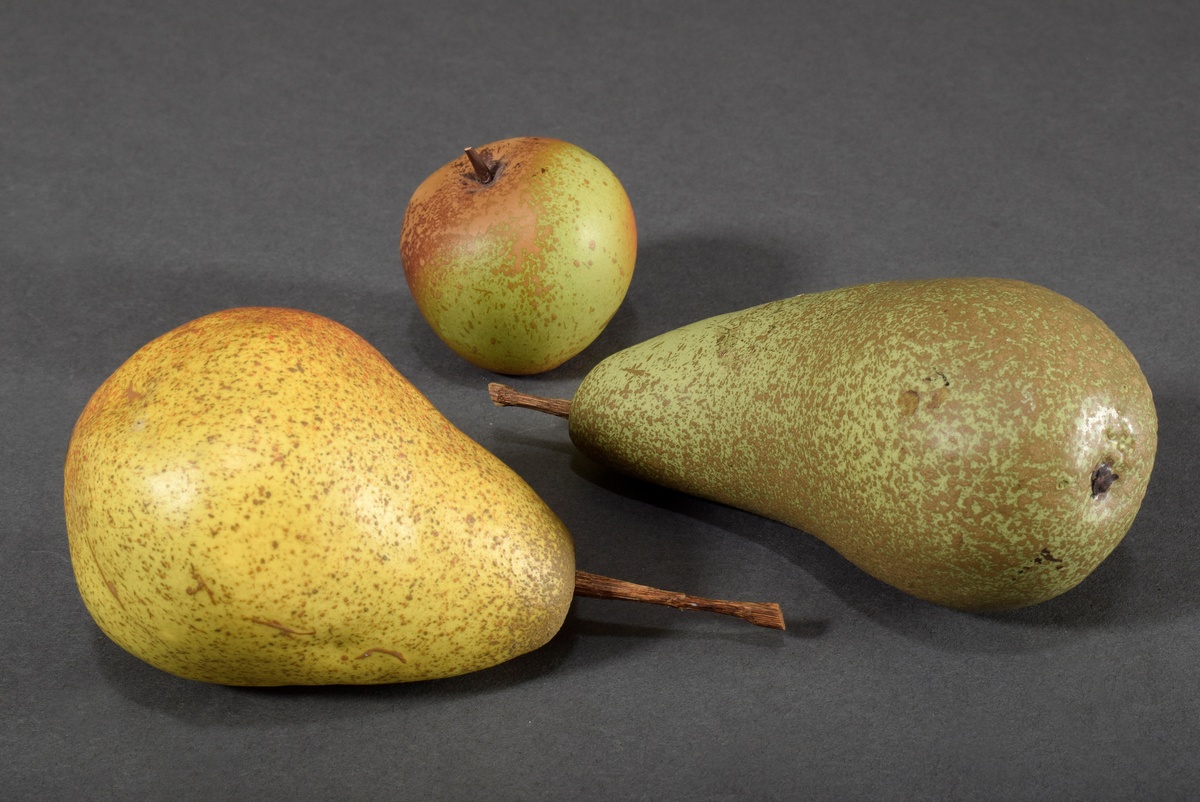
[488, 383, 572, 417]
[574, 570, 786, 630]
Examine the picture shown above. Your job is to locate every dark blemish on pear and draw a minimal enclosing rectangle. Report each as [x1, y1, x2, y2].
[923, 370, 950, 387]
[1091, 463, 1118, 498]
[1040, 548, 1062, 563]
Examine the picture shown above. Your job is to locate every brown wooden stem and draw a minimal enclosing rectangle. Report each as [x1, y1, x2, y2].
[574, 570, 786, 630]
[464, 147, 494, 184]
[488, 382, 572, 418]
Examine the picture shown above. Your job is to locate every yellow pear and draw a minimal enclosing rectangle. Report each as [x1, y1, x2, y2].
[64, 308, 576, 685]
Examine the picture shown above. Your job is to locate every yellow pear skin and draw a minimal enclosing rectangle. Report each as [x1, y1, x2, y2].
[567, 278, 1157, 610]
[65, 308, 574, 685]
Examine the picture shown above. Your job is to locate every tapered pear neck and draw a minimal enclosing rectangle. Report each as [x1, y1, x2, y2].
[574, 570, 785, 630]
[488, 383, 572, 417]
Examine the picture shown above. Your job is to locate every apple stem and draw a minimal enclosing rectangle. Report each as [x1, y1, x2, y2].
[488, 382, 572, 418]
[464, 147, 494, 184]
[574, 570, 786, 630]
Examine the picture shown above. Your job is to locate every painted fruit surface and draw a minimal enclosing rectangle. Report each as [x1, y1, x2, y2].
[64, 308, 574, 685]
[568, 278, 1157, 610]
[401, 137, 637, 375]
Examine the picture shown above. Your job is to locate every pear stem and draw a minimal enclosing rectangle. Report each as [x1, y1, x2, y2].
[573, 570, 786, 630]
[464, 147, 494, 184]
[488, 382, 572, 418]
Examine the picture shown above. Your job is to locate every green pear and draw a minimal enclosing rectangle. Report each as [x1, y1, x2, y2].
[65, 308, 782, 686]
[400, 137, 637, 375]
[492, 278, 1158, 611]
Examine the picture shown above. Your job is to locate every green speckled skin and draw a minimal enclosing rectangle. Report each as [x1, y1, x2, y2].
[569, 279, 1157, 610]
[401, 137, 637, 375]
[65, 308, 574, 685]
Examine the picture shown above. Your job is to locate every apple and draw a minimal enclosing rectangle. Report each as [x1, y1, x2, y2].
[400, 137, 637, 375]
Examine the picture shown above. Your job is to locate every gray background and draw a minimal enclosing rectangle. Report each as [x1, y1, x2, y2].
[3, 0, 1198, 799]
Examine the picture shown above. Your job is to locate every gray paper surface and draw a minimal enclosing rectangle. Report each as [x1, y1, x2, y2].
[3, 1, 1198, 798]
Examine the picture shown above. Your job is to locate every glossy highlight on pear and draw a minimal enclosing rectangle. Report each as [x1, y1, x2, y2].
[492, 278, 1158, 611]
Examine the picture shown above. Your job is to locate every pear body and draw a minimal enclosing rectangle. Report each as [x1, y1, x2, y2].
[65, 308, 574, 685]
[569, 279, 1156, 610]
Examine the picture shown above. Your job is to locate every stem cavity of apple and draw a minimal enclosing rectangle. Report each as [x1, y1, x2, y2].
[464, 147, 495, 184]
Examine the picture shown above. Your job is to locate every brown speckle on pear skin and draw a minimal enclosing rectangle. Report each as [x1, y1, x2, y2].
[185, 565, 218, 605]
[569, 278, 1157, 611]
